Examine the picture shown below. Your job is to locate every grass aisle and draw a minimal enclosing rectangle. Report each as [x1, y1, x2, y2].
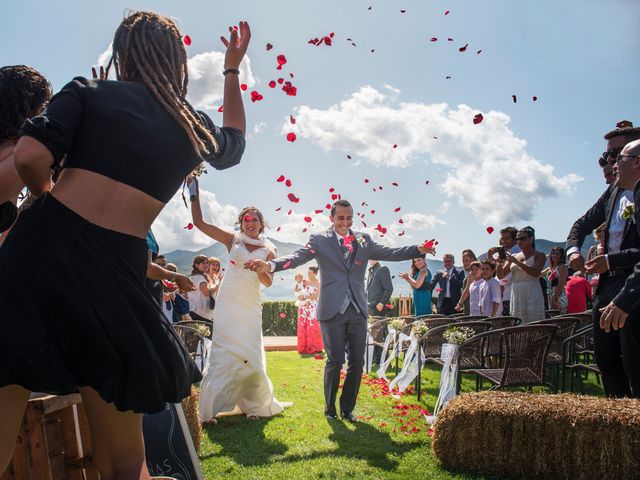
[198, 351, 483, 480]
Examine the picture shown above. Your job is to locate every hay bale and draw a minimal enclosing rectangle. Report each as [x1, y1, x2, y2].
[432, 391, 640, 480]
[181, 386, 202, 453]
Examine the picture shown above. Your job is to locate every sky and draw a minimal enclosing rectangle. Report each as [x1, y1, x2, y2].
[3, 0, 640, 259]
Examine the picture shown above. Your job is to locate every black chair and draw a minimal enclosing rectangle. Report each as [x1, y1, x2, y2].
[172, 324, 207, 366]
[365, 317, 389, 371]
[465, 324, 559, 392]
[561, 324, 601, 393]
[531, 317, 580, 390]
[176, 319, 213, 339]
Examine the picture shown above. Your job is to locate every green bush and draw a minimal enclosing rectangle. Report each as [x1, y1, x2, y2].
[262, 301, 298, 336]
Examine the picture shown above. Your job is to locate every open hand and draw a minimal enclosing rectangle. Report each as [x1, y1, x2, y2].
[221, 21, 251, 69]
[600, 302, 629, 333]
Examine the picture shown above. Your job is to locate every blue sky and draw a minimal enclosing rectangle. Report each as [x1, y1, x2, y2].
[4, 0, 640, 258]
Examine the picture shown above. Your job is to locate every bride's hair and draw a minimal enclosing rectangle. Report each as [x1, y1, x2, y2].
[236, 207, 268, 234]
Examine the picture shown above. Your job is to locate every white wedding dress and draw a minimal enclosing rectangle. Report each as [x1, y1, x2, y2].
[198, 233, 289, 421]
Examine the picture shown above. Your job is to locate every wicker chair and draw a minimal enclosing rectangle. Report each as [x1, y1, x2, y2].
[465, 324, 559, 392]
[451, 315, 489, 323]
[417, 321, 494, 400]
[172, 324, 207, 365]
[561, 324, 601, 393]
[176, 319, 214, 339]
[483, 316, 522, 365]
[531, 317, 580, 389]
[365, 317, 389, 370]
[545, 309, 561, 319]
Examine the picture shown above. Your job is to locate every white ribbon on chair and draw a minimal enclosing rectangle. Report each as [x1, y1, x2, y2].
[376, 327, 399, 381]
[365, 332, 375, 373]
[424, 343, 460, 425]
[195, 337, 212, 372]
[388, 334, 426, 395]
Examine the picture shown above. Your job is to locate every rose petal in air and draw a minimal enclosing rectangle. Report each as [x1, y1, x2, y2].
[275, 207, 282, 211]
[240, 83, 248, 91]
[533, 96, 538, 101]
[287, 132, 297, 142]
[277, 54, 287, 68]
[392, 182, 399, 186]
[477, 50, 482, 54]
[285, 179, 292, 187]
[347, 155, 352, 159]
[304, 216, 312, 223]
[324, 36, 332, 46]
[329, 187, 335, 193]
[290, 115, 296, 124]
[250, 90, 263, 102]
[512, 95, 517, 103]
[394, 207, 401, 212]
[283, 261, 292, 269]
[230, 260, 237, 266]
[459, 43, 468, 52]
[277, 175, 285, 182]
[445, 10, 450, 15]
[430, 37, 438, 42]
[473, 113, 484, 124]
[400, 9, 406, 13]
[278, 78, 285, 84]
[314, 209, 323, 214]
[287, 193, 298, 203]
[486, 226, 495, 234]
[393, 144, 398, 148]
[217, 105, 224, 112]
[184, 223, 194, 230]
[266, 43, 273, 50]
[268, 80, 276, 88]
[325, 204, 331, 209]
[183, 35, 192, 46]
[331, 194, 338, 201]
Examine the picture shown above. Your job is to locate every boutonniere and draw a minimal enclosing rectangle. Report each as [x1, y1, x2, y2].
[622, 203, 636, 222]
[355, 234, 366, 247]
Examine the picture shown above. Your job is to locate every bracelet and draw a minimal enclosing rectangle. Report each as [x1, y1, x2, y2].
[223, 68, 240, 76]
[169, 272, 177, 282]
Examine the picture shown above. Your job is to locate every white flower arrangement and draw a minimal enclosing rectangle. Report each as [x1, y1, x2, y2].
[443, 326, 475, 345]
[411, 321, 429, 337]
[389, 319, 406, 331]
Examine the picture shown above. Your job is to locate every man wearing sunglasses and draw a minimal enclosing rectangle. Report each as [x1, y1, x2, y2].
[566, 123, 640, 398]
[599, 140, 640, 363]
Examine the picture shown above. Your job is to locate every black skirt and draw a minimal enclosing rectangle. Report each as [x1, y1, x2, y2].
[0, 194, 201, 413]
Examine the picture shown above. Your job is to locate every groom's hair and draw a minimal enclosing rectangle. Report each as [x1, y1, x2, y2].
[330, 199, 352, 216]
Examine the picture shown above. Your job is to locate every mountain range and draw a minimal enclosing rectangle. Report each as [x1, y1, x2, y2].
[164, 235, 597, 300]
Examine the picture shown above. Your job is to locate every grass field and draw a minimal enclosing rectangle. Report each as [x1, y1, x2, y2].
[197, 351, 604, 480]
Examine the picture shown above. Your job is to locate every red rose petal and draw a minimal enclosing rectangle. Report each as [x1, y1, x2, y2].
[385, 304, 394, 309]
[324, 36, 332, 46]
[424, 239, 435, 248]
[512, 95, 517, 103]
[459, 43, 469, 52]
[486, 226, 495, 234]
[425, 180, 430, 185]
[314, 209, 323, 214]
[347, 155, 352, 159]
[287, 209, 292, 215]
[329, 187, 335, 193]
[364, 179, 370, 183]
[283, 261, 292, 269]
[240, 83, 248, 91]
[183, 35, 192, 46]
[304, 216, 312, 223]
[217, 105, 224, 112]
[362, 221, 367, 227]
[398, 219, 404, 224]
[477, 50, 482, 54]
[184, 223, 194, 230]
[230, 259, 237, 266]
[430, 37, 438, 42]
[392, 182, 399, 186]
[325, 204, 331, 210]
[268, 80, 276, 88]
[290, 115, 296, 124]
[393, 144, 398, 148]
[473, 113, 484, 124]
[398, 231, 405, 236]
[533, 96, 538, 101]
[277, 78, 285, 84]
[250, 90, 263, 102]
[400, 9, 406, 13]
[279, 312, 286, 318]
[331, 194, 338, 201]
[445, 10, 450, 15]
[370, 210, 375, 214]
[277, 175, 285, 182]
[266, 43, 273, 51]
[243, 215, 254, 222]
[287, 193, 299, 203]
[276, 54, 287, 67]
[448, 38, 454, 42]
[286, 132, 297, 142]
[313, 354, 324, 360]
[285, 179, 292, 187]
[276, 226, 281, 232]
[394, 207, 401, 212]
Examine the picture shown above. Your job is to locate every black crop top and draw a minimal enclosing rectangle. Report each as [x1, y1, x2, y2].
[21, 77, 245, 202]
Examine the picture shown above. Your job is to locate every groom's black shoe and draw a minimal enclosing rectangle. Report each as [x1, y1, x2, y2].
[341, 411, 357, 422]
[325, 408, 338, 420]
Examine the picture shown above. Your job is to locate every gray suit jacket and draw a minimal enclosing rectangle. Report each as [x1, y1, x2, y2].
[272, 228, 420, 321]
[367, 263, 393, 311]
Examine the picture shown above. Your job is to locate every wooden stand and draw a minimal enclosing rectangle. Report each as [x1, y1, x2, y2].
[398, 295, 413, 317]
[1, 393, 99, 480]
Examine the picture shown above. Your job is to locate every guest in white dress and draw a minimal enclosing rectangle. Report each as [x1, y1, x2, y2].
[498, 227, 546, 323]
[187, 177, 290, 422]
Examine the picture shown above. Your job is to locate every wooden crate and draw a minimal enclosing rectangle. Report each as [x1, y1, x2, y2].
[1, 393, 99, 480]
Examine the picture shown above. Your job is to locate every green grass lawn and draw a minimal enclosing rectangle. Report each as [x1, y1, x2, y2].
[197, 351, 604, 480]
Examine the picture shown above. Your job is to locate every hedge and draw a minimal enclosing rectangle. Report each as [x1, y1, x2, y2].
[261, 296, 407, 336]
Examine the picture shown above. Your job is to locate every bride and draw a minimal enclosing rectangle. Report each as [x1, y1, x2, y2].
[188, 178, 289, 421]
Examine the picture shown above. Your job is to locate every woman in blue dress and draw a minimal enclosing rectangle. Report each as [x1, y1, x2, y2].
[399, 255, 432, 316]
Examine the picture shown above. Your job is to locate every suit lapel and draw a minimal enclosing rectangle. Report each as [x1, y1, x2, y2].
[604, 188, 620, 253]
[349, 231, 364, 271]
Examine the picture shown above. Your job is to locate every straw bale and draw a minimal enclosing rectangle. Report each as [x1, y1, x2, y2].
[432, 391, 640, 480]
[181, 386, 202, 453]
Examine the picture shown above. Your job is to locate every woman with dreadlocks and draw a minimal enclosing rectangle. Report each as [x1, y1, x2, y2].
[0, 12, 249, 480]
[0, 65, 51, 237]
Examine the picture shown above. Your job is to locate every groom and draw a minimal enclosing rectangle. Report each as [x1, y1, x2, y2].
[245, 200, 435, 421]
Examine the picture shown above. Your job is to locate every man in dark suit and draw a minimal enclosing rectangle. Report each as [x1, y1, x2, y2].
[429, 253, 465, 315]
[366, 260, 393, 316]
[366, 260, 393, 365]
[600, 140, 640, 367]
[566, 125, 640, 397]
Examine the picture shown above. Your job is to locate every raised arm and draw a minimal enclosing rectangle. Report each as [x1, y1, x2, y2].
[188, 177, 234, 251]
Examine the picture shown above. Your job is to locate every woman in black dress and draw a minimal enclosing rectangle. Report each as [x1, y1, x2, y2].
[0, 12, 249, 480]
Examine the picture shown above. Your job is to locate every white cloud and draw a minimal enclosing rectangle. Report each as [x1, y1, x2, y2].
[187, 52, 256, 110]
[152, 187, 238, 253]
[285, 86, 583, 224]
[267, 210, 332, 245]
[95, 45, 257, 112]
[254, 122, 267, 134]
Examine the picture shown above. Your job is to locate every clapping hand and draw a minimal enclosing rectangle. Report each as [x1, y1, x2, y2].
[221, 21, 251, 69]
[398, 272, 410, 280]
